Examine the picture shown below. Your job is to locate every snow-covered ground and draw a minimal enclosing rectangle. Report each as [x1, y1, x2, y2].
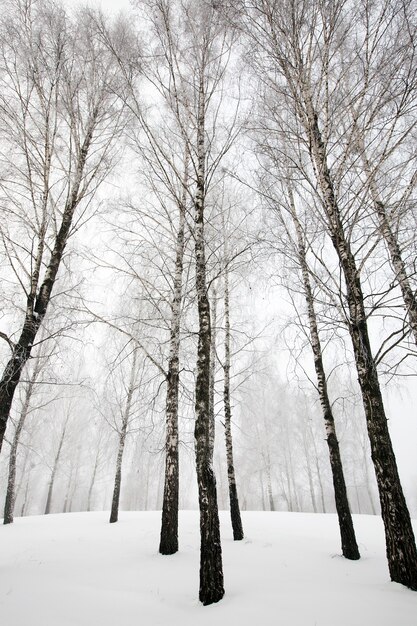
[1, 510, 416, 626]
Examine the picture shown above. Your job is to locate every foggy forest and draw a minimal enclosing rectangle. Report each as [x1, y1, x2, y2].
[0, 0, 416, 624]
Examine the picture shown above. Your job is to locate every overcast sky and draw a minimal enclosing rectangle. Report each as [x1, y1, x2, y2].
[65, 0, 417, 510]
[73, 0, 132, 13]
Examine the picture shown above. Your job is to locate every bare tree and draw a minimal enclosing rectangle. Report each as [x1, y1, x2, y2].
[238, 0, 417, 589]
[139, 0, 240, 603]
[285, 184, 359, 559]
[221, 226, 244, 540]
[0, 0, 130, 453]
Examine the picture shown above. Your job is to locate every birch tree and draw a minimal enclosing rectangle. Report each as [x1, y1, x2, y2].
[140, 0, 240, 602]
[109, 347, 139, 524]
[219, 214, 245, 540]
[276, 180, 359, 558]
[0, 0, 129, 453]
[238, 0, 417, 589]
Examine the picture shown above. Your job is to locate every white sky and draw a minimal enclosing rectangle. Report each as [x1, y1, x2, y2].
[72, 0, 133, 14]
[65, 0, 417, 509]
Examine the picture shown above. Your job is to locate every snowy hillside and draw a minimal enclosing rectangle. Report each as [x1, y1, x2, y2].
[1, 511, 416, 626]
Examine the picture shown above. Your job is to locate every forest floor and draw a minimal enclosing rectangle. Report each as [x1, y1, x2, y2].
[1, 510, 416, 625]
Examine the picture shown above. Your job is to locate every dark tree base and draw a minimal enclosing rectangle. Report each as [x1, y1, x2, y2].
[327, 433, 360, 561]
[343, 546, 360, 560]
[200, 587, 225, 606]
[159, 482, 179, 555]
[198, 464, 225, 606]
[230, 486, 244, 541]
[383, 494, 417, 591]
[159, 539, 178, 555]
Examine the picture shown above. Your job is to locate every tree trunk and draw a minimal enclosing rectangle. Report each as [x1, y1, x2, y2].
[309, 424, 327, 513]
[304, 95, 417, 587]
[304, 438, 318, 514]
[358, 138, 417, 346]
[223, 257, 244, 540]
[20, 469, 32, 518]
[3, 354, 41, 524]
[45, 416, 69, 515]
[209, 287, 217, 461]
[87, 446, 100, 512]
[193, 72, 224, 606]
[63, 467, 73, 513]
[159, 152, 187, 555]
[265, 448, 275, 512]
[290, 195, 359, 559]
[109, 428, 127, 523]
[109, 349, 137, 524]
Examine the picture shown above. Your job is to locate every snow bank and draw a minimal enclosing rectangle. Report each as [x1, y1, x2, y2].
[0, 511, 416, 625]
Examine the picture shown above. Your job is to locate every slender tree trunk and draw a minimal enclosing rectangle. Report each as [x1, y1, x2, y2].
[87, 446, 100, 512]
[262, 445, 276, 511]
[309, 425, 326, 512]
[3, 354, 41, 524]
[193, 71, 224, 606]
[223, 258, 244, 540]
[45, 416, 69, 515]
[359, 140, 417, 346]
[14, 447, 30, 510]
[109, 426, 128, 524]
[283, 427, 298, 511]
[304, 95, 417, 586]
[160, 155, 187, 554]
[289, 196, 359, 559]
[259, 471, 266, 511]
[304, 439, 318, 513]
[68, 445, 81, 513]
[20, 469, 32, 518]
[209, 287, 217, 461]
[109, 349, 137, 524]
[63, 467, 73, 513]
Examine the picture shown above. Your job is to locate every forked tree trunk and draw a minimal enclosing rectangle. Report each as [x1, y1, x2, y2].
[223, 257, 244, 540]
[289, 195, 360, 559]
[3, 354, 42, 524]
[159, 153, 188, 555]
[193, 72, 224, 606]
[45, 415, 69, 515]
[87, 444, 101, 513]
[304, 95, 417, 586]
[110, 348, 137, 524]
